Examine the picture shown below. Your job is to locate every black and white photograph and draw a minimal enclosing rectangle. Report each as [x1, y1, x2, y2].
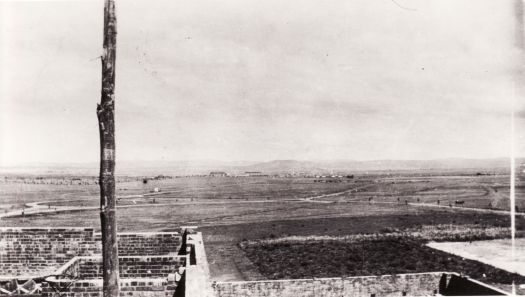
[1, 0, 525, 296]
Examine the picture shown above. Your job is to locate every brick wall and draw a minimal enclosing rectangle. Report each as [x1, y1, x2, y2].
[97, 233, 182, 256]
[213, 272, 444, 297]
[68, 256, 186, 279]
[0, 228, 98, 277]
[41, 255, 187, 297]
[0, 228, 182, 278]
[41, 278, 176, 297]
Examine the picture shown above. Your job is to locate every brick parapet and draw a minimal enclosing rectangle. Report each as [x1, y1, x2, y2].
[213, 272, 446, 297]
[0, 228, 182, 278]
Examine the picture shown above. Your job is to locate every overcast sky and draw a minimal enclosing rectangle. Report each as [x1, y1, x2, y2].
[1, 0, 524, 165]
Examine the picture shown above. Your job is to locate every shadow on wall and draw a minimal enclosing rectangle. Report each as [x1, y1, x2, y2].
[440, 274, 506, 296]
[174, 272, 186, 297]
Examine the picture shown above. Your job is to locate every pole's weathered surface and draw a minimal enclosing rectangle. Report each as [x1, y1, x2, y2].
[97, 1, 118, 297]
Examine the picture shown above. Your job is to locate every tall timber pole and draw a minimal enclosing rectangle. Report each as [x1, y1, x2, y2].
[512, 0, 524, 294]
[97, 1, 119, 297]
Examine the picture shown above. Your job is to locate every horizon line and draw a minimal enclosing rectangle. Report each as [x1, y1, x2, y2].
[1, 156, 524, 168]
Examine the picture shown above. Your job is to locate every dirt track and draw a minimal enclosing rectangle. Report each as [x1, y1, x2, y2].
[2, 185, 524, 221]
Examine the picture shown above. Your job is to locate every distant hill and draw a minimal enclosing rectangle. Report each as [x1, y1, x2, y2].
[235, 160, 324, 173]
[1, 158, 521, 176]
[236, 158, 523, 174]
[318, 158, 520, 172]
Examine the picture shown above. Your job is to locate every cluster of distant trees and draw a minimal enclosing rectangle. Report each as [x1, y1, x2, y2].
[0, 176, 97, 185]
[313, 175, 354, 183]
[1, 175, 166, 186]
[142, 175, 173, 184]
[314, 179, 343, 183]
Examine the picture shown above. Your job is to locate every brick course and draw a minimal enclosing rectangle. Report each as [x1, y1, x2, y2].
[213, 273, 444, 297]
[69, 256, 186, 279]
[39, 254, 186, 297]
[0, 228, 182, 278]
[41, 278, 176, 297]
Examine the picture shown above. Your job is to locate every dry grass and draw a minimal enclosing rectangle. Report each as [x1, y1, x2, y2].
[241, 224, 513, 246]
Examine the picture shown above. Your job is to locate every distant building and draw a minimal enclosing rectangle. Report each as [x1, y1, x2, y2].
[245, 171, 269, 177]
[209, 171, 228, 177]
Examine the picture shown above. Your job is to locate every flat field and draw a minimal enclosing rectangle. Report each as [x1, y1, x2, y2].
[1, 172, 524, 288]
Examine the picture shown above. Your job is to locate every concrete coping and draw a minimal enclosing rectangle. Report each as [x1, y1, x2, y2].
[180, 226, 199, 230]
[45, 277, 171, 285]
[64, 255, 186, 260]
[0, 227, 95, 231]
[212, 272, 510, 295]
[0, 227, 182, 236]
[213, 271, 456, 285]
[0, 274, 52, 281]
[108, 231, 180, 235]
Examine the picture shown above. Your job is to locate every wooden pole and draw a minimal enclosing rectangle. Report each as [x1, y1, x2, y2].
[97, 1, 119, 297]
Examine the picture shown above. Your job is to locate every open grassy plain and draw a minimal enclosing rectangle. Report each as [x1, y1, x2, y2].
[1, 171, 524, 291]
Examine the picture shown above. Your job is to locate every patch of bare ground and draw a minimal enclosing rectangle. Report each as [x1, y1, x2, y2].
[205, 242, 264, 282]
